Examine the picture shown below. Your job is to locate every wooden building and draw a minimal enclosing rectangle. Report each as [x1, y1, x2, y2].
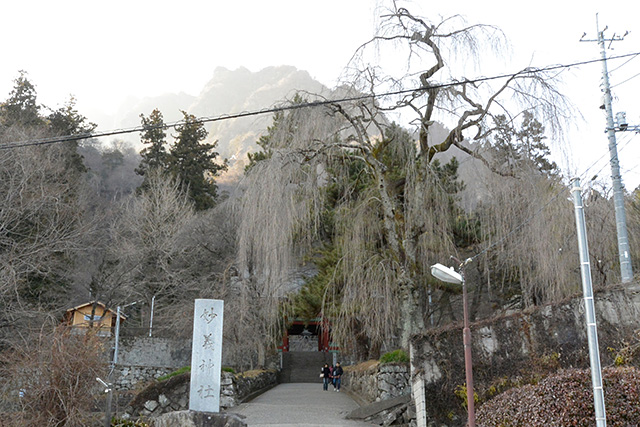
[63, 301, 125, 336]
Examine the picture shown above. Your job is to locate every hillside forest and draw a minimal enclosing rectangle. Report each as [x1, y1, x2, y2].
[0, 6, 640, 425]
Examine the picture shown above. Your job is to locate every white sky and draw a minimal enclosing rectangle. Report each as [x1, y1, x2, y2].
[2, 0, 640, 190]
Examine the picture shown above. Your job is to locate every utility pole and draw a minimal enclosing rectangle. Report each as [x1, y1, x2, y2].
[571, 178, 607, 427]
[581, 15, 634, 283]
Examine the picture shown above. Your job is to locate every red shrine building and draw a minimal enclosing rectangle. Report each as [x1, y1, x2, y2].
[279, 317, 338, 353]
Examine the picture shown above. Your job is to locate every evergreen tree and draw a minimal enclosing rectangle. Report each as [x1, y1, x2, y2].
[245, 94, 306, 173]
[489, 111, 557, 176]
[0, 70, 44, 130]
[136, 108, 169, 192]
[136, 108, 168, 176]
[517, 111, 557, 175]
[47, 96, 97, 174]
[47, 96, 96, 137]
[168, 111, 226, 210]
[245, 111, 280, 172]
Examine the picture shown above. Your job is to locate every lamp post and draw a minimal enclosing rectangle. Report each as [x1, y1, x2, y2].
[149, 295, 155, 337]
[431, 260, 475, 427]
[113, 301, 137, 368]
[106, 301, 137, 427]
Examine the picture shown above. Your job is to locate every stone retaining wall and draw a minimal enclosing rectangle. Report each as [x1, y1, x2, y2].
[343, 361, 410, 403]
[122, 369, 277, 421]
[412, 283, 640, 425]
[221, 369, 278, 408]
[115, 366, 174, 390]
[118, 337, 191, 368]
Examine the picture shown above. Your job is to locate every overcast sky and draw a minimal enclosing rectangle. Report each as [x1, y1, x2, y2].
[2, 0, 639, 189]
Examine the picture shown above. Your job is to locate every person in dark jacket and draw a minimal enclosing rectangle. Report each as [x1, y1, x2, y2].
[332, 362, 343, 392]
[321, 364, 332, 391]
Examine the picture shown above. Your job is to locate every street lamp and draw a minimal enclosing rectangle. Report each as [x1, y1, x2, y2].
[106, 301, 137, 427]
[113, 301, 137, 367]
[430, 260, 475, 427]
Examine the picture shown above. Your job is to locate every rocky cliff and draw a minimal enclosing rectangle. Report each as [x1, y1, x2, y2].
[107, 65, 329, 182]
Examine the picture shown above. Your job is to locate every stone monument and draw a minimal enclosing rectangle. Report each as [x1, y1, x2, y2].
[189, 299, 224, 413]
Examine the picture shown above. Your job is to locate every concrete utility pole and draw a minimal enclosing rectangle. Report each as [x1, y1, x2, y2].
[581, 15, 634, 283]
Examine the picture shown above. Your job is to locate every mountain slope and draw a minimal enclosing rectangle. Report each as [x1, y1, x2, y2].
[108, 65, 329, 182]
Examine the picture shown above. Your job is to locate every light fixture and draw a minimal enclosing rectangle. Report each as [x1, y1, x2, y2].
[430, 260, 475, 427]
[430, 263, 463, 285]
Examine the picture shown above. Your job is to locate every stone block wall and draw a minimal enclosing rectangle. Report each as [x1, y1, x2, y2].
[288, 335, 318, 352]
[220, 370, 278, 408]
[122, 369, 277, 421]
[343, 361, 410, 403]
[117, 337, 191, 368]
[115, 366, 174, 390]
[412, 283, 640, 424]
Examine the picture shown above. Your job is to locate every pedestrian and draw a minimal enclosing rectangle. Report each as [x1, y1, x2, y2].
[321, 363, 332, 391]
[332, 362, 343, 392]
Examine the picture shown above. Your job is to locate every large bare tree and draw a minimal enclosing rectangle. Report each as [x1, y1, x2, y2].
[235, 3, 571, 365]
[336, 3, 570, 346]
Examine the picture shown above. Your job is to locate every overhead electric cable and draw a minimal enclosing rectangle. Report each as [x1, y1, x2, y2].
[609, 53, 640, 73]
[2, 51, 640, 151]
[610, 70, 640, 89]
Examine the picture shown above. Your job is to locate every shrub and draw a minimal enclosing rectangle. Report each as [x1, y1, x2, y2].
[0, 324, 108, 426]
[476, 366, 640, 426]
[454, 384, 478, 409]
[379, 349, 409, 364]
[157, 366, 190, 382]
[157, 365, 234, 382]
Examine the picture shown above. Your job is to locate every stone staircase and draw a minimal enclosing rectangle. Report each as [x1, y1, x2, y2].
[279, 351, 332, 383]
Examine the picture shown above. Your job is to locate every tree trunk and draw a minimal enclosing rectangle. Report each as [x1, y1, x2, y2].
[400, 278, 426, 349]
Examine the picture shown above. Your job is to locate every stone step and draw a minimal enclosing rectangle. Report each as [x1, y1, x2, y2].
[280, 351, 333, 383]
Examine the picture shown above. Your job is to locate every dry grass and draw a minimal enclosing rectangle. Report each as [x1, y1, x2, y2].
[0, 324, 109, 427]
[344, 360, 380, 373]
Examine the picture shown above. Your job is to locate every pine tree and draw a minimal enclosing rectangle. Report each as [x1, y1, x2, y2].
[517, 111, 557, 175]
[168, 111, 227, 210]
[245, 94, 306, 173]
[137, 108, 168, 176]
[136, 108, 169, 192]
[47, 96, 97, 174]
[488, 111, 557, 176]
[0, 70, 44, 130]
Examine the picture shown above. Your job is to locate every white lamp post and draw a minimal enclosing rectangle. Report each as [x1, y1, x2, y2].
[430, 262, 475, 427]
[106, 301, 137, 427]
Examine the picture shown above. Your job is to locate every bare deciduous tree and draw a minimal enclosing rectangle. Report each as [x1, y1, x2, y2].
[332, 4, 570, 346]
[474, 170, 578, 307]
[107, 169, 197, 323]
[0, 127, 92, 348]
[0, 323, 108, 426]
[233, 4, 572, 362]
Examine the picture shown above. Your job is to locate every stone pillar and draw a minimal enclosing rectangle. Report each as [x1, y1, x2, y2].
[189, 299, 224, 413]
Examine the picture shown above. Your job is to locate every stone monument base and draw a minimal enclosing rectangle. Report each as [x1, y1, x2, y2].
[152, 410, 246, 427]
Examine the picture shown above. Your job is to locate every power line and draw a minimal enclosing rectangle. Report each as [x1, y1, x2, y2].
[581, 133, 636, 184]
[610, 70, 640, 89]
[609, 53, 640, 73]
[2, 51, 639, 151]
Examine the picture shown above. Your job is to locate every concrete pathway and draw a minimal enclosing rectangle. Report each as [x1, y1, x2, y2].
[225, 383, 377, 426]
